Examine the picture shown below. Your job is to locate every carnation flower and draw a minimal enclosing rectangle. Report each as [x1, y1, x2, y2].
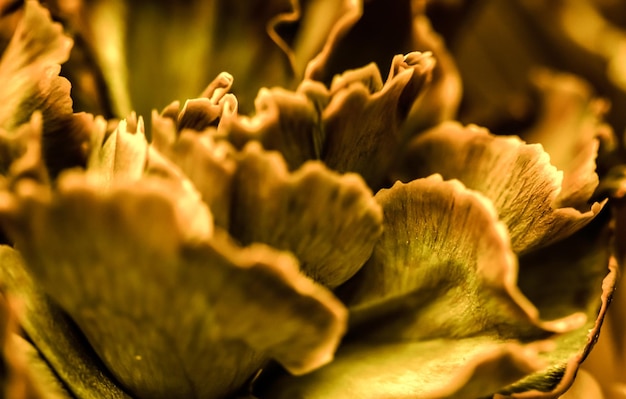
[0, 1, 623, 398]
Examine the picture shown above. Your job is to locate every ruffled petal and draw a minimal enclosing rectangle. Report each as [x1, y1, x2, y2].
[307, 0, 462, 133]
[2, 173, 347, 399]
[258, 338, 546, 399]
[230, 143, 383, 288]
[322, 51, 435, 187]
[260, 174, 615, 398]
[0, 0, 72, 131]
[523, 69, 612, 209]
[69, 0, 361, 117]
[398, 122, 605, 253]
[222, 80, 330, 171]
[339, 175, 568, 336]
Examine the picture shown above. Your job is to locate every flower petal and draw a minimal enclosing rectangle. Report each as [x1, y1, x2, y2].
[524, 69, 612, 209]
[0, 246, 131, 399]
[3, 173, 347, 399]
[152, 113, 236, 230]
[0, 0, 73, 131]
[86, 113, 146, 186]
[339, 174, 556, 337]
[261, 174, 615, 398]
[230, 143, 383, 288]
[306, 0, 462, 133]
[0, 113, 49, 185]
[0, 286, 72, 399]
[398, 122, 605, 253]
[222, 80, 330, 171]
[258, 337, 547, 399]
[322, 51, 435, 187]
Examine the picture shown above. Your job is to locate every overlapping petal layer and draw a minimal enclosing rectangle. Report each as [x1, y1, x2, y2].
[2, 173, 347, 399]
[399, 122, 605, 253]
[261, 174, 615, 398]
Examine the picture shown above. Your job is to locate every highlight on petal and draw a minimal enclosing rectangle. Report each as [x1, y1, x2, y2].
[2, 173, 347, 399]
[230, 143, 383, 288]
[0, 246, 131, 399]
[86, 113, 146, 186]
[0, 0, 73, 131]
[398, 121, 606, 253]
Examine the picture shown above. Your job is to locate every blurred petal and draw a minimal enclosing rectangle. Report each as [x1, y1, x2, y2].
[86, 113, 146, 186]
[152, 118, 236, 230]
[0, 0, 73, 131]
[398, 122, 605, 253]
[230, 143, 383, 288]
[0, 288, 71, 399]
[0, 246, 131, 399]
[3, 173, 347, 398]
[403, 11, 463, 133]
[523, 69, 613, 209]
[560, 370, 605, 399]
[0, 0, 23, 55]
[0, 113, 48, 185]
[298, 0, 362, 79]
[71, 0, 361, 117]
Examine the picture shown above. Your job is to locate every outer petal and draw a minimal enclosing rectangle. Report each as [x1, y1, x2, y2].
[0, 246, 131, 399]
[2, 174, 347, 399]
[231, 143, 383, 288]
[258, 338, 546, 399]
[398, 122, 605, 253]
[0, 286, 74, 399]
[0, 0, 73, 131]
[339, 175, 567, 336]
[153, 121, 383, 288]
[261, 175, 615, 398]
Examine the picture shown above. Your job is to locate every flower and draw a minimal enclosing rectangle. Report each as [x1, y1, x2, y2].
[0, 1, 622, 398]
